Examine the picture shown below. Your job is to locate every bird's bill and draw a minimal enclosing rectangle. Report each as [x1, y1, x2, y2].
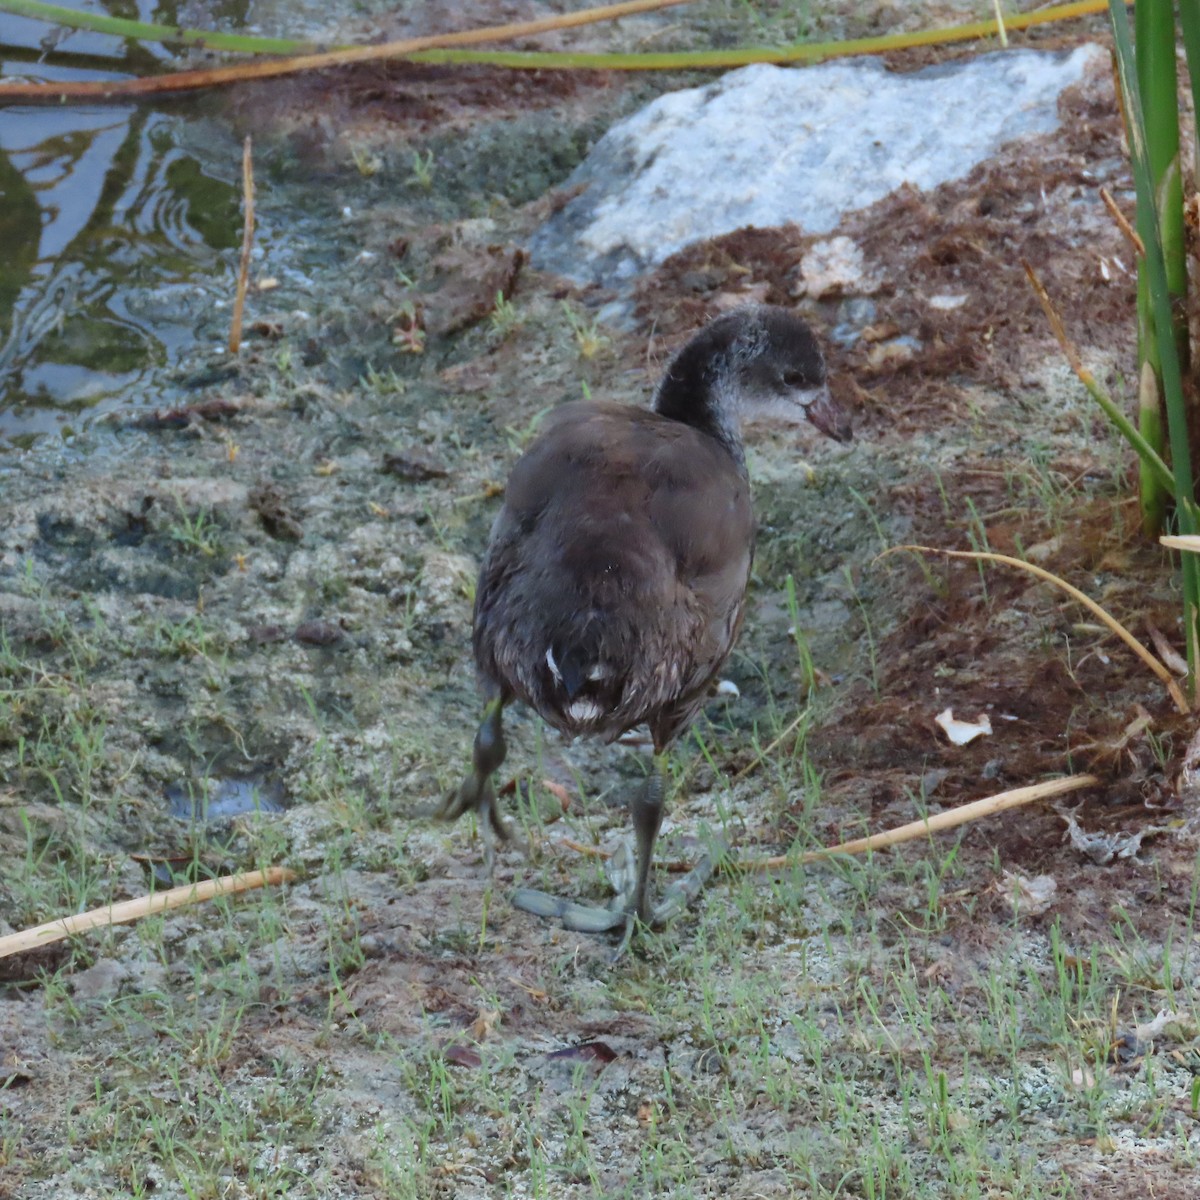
[804, 383, 852, 443]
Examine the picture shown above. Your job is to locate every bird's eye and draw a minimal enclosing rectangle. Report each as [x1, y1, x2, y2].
[781, 371, 806, 387]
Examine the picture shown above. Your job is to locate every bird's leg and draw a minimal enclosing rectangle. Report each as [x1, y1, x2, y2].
[514, 754, 718, 944]
[629, 757, 665, 923]
[437, 697, 521, 873]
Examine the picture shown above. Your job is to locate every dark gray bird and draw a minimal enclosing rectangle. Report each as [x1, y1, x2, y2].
[438, 305, 850, 938]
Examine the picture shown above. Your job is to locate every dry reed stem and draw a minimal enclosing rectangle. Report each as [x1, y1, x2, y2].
[0, 0, 694, 99]
[228, 136, 254, 354]
[990, 0, 1008, 47]
[1161, 534, 1200, 553]
[556, 775, 1097, 872]
[1024, 260, 1098, 384]
[0, 867, 296, 959]
[1100, 185, 1146, 257]
[884, 544, 1190, 714]
[753, 773, 1097, 869]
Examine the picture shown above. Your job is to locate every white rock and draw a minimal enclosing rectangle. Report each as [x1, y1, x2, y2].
[531, 46, 1103, 286]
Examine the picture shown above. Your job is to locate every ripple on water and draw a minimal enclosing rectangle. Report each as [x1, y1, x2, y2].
[0, 56, 245, 448]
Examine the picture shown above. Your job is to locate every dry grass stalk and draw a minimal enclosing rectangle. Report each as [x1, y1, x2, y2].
[0, 867, 296, 960]
[732, 710, 809, 781]
[776, 773, 1097, 867]
[557, 775, 1097, 873]
[885, 544, 1190, 713]
[228, 136, 255, 354]
[1161, 533, 1200, 553]
[1024, 260, 1100, 384]
[1099, 185, 1146, 257]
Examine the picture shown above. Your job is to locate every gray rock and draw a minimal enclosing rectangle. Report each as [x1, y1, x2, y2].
[530, 46, 1103, 287]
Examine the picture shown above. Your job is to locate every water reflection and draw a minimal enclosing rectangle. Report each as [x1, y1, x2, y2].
[0, 6, 246, 448]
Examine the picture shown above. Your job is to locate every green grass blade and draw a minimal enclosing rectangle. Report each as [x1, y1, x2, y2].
[0, 0, 328, 55]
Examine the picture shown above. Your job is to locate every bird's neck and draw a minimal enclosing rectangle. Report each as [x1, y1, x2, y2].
[652, 350, 746, 471]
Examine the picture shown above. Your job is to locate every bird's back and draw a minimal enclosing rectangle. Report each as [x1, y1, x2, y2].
[473, 402, 754, 750]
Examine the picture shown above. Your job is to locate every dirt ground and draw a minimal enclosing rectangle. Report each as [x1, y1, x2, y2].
[2, 4, 1200, 1198]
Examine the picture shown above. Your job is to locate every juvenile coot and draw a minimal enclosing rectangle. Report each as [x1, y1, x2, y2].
[438, 305, 850, 937]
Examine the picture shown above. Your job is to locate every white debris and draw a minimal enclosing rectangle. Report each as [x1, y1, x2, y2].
[1061, 813, 1167, 865]
[998, 870, 1057, 917]
[927, 293, 969, 310]
[799, 237, 878, 299]
[1134, 1009, 1180, 1046]
[934, 708, 993, 746]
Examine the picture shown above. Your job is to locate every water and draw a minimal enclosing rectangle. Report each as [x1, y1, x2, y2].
[0, 4, 251, 448]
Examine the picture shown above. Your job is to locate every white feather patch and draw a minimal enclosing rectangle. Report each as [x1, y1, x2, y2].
[545, 647, 562, 683]
[567, 699, 605, 723]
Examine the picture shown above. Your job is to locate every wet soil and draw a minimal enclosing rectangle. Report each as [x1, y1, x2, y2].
[2, 8, 1200, 1199]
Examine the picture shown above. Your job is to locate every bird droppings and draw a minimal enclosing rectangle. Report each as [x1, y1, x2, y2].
[1, 13, 1199, 1199]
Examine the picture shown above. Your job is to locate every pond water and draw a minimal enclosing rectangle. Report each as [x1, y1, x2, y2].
[0, 3, 256, 449]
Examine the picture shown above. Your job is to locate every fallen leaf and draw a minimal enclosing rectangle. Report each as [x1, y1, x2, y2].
[1146, 623, 1188, 676]
[381, 449, 450, 481]
[546, 1041, 617, 1065]
[441, 1043, 482, 1069]
[294, 620, 343, 647]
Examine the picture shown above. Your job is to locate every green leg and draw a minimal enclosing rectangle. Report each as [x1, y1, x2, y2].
[629, 757, 665, 923]
[437, 697, 518, 873]
[512, 754, 721, 947]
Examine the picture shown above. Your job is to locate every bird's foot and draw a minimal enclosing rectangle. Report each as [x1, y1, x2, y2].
[435, 772, 526, 874]
[511, 836, 726, 946]
[436, 699, 525, 872]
